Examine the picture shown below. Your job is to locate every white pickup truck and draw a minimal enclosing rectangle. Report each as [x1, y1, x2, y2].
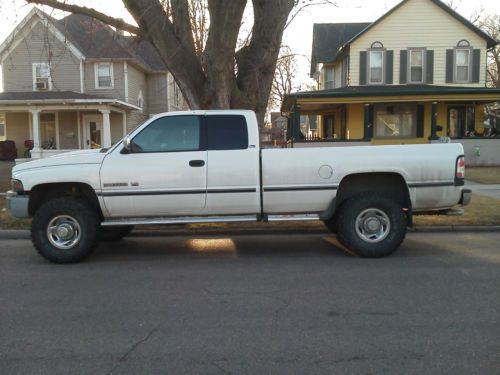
[7, 110, 470, 263]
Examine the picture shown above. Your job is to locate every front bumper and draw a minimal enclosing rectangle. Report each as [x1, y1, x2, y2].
[459, 188, 472, 206]
[6, 191, 30, 218]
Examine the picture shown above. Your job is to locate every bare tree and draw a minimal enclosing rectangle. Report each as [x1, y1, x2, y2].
[476, 14, 500, 88]
[24, 0, 307, 126]
[268, 46, 300, 113]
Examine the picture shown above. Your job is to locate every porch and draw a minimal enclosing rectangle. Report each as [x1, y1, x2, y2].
[283, 85, 500, 166]
[0, 91, 141, 159]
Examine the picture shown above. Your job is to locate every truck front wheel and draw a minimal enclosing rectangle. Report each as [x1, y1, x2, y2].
[336, 193, 407, 257]
[31, 197, 100, 264]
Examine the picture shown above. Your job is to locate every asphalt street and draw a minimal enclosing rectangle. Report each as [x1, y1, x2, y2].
[0, 232, 499, 375]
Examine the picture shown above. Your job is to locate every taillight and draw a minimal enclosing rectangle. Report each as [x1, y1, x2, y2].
[456, 156, 465, 179]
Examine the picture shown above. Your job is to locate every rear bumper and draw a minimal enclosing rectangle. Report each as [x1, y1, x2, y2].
[6, 191, 30, 218]
[459, 188, 472, 206]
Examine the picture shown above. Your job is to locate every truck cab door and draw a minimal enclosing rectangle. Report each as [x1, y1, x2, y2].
[100, 114, 207, 217]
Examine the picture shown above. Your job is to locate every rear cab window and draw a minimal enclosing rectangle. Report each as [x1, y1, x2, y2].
[206, 115, 248, 151]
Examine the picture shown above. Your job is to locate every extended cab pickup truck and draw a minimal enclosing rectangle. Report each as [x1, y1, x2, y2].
[7, 110, 471, 263]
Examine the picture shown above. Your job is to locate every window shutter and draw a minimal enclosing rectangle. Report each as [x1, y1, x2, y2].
[360, 51, 367, 85]
[471, 49, 481, 83]
[426, 50, 434, 84]
[416, 104, 425, 138]
[445, 49, 454, 83]
[399, 50, 407, 84]
[385, 50, 393, 84]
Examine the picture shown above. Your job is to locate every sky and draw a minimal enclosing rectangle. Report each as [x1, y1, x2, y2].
[0, 0, 499, 91]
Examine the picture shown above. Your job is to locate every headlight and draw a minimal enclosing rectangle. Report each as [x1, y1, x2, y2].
[11, 179, 24, 193]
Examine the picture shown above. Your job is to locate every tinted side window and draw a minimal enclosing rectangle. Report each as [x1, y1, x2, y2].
[206, 115, 248, 151]
[132, 115, 201, 152]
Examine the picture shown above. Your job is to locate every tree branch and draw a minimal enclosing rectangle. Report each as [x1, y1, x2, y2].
[170, 0, 196, 55]
[25, 0, 143, 35]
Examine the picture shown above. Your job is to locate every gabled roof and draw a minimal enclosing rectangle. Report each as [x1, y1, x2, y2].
[310, 0, 498, 76]
[346, 0, 497, 50]
[310, 23, 370, 76]
[0, 7, 167, 73]
[0, 8, 85, 62]
[55, 13, 168, 72]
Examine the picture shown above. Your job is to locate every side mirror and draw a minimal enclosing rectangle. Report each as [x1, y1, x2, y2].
[121, 137, 132, 154]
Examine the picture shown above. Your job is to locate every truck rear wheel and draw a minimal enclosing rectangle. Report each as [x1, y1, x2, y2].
[336, 193, 407, 257]
[31, 197, 100, 264]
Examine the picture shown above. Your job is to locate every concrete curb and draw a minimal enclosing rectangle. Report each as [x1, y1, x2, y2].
[1, 225, 499, 240]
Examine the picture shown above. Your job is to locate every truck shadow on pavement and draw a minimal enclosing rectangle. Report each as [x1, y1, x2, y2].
[91, 234, 360, 262]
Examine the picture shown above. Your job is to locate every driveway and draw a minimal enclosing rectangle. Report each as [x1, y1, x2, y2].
[1, 232, 499, 374]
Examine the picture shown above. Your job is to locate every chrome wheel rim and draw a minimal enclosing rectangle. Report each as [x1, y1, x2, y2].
[46, 215, 82, 250]
[355, 208, 391, 243]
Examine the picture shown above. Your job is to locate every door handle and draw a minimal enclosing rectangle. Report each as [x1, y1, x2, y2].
[189, 160, 205, 167]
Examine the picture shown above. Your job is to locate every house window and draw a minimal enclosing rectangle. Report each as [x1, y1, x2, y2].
[95, 62, 114, 88]
[324, 67, 334, 89]
[455, 49, 470, 82]
[368, 50, 384, 84]
[409, 50, 424, 83]
[0, 113, 5, 141]
[40, 113, 57, 149]
[32, 63, 52, 91]
[374, 104, 416, 138]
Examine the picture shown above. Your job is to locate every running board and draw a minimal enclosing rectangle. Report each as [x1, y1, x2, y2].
[101, 215, 259, 226]
[266, 214, 320, 222]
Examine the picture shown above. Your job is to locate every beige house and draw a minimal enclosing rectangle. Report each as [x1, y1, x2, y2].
[283, 0, 500, 165]
[0, 8, 187, 159]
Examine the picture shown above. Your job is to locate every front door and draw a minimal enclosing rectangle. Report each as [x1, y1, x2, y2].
[447, 106, 466, 138]
[100, 114, 207, 217]
[83, 115, 103, 149]
[323, 115, 334, 139]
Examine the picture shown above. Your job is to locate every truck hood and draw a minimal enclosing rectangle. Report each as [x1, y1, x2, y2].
[13, 149, 107, 173]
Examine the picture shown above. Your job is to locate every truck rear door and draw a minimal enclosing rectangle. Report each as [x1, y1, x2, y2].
[203, 113, 260, 215]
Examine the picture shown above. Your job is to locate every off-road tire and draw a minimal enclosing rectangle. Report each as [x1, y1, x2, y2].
[99, 225, 134, 242]
[31, 197, 100, 264]
[336, 193, 407, 257]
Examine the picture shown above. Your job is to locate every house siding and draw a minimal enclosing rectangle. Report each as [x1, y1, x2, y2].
[2, 20, 81, 92]
[128, 64, 147, 110]
[349, 0, 487, 87]
[126, 111, 148, 133]
[110, 112, 124, 145]
[147, 74, 169, 114]
[83, 62, 125, 99]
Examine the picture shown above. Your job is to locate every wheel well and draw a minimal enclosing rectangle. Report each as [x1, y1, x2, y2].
[333, 172, 412, 226]
[28, 183, 103, 219]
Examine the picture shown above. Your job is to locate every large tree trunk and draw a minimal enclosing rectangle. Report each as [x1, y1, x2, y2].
[26, 0, 296, 127]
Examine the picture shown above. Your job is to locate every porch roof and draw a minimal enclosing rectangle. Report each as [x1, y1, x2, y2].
[0, 91, 141, 111]
[283, 85, 500, 112]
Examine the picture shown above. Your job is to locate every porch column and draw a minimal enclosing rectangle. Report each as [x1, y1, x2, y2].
[363, 104, 373, 140]
[430, 102, 438, 140]
[99, 109, 112, 148]
[291, 104, 301, 140]
[122, 112, 127, 137]
[30, 109, 41, 151]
